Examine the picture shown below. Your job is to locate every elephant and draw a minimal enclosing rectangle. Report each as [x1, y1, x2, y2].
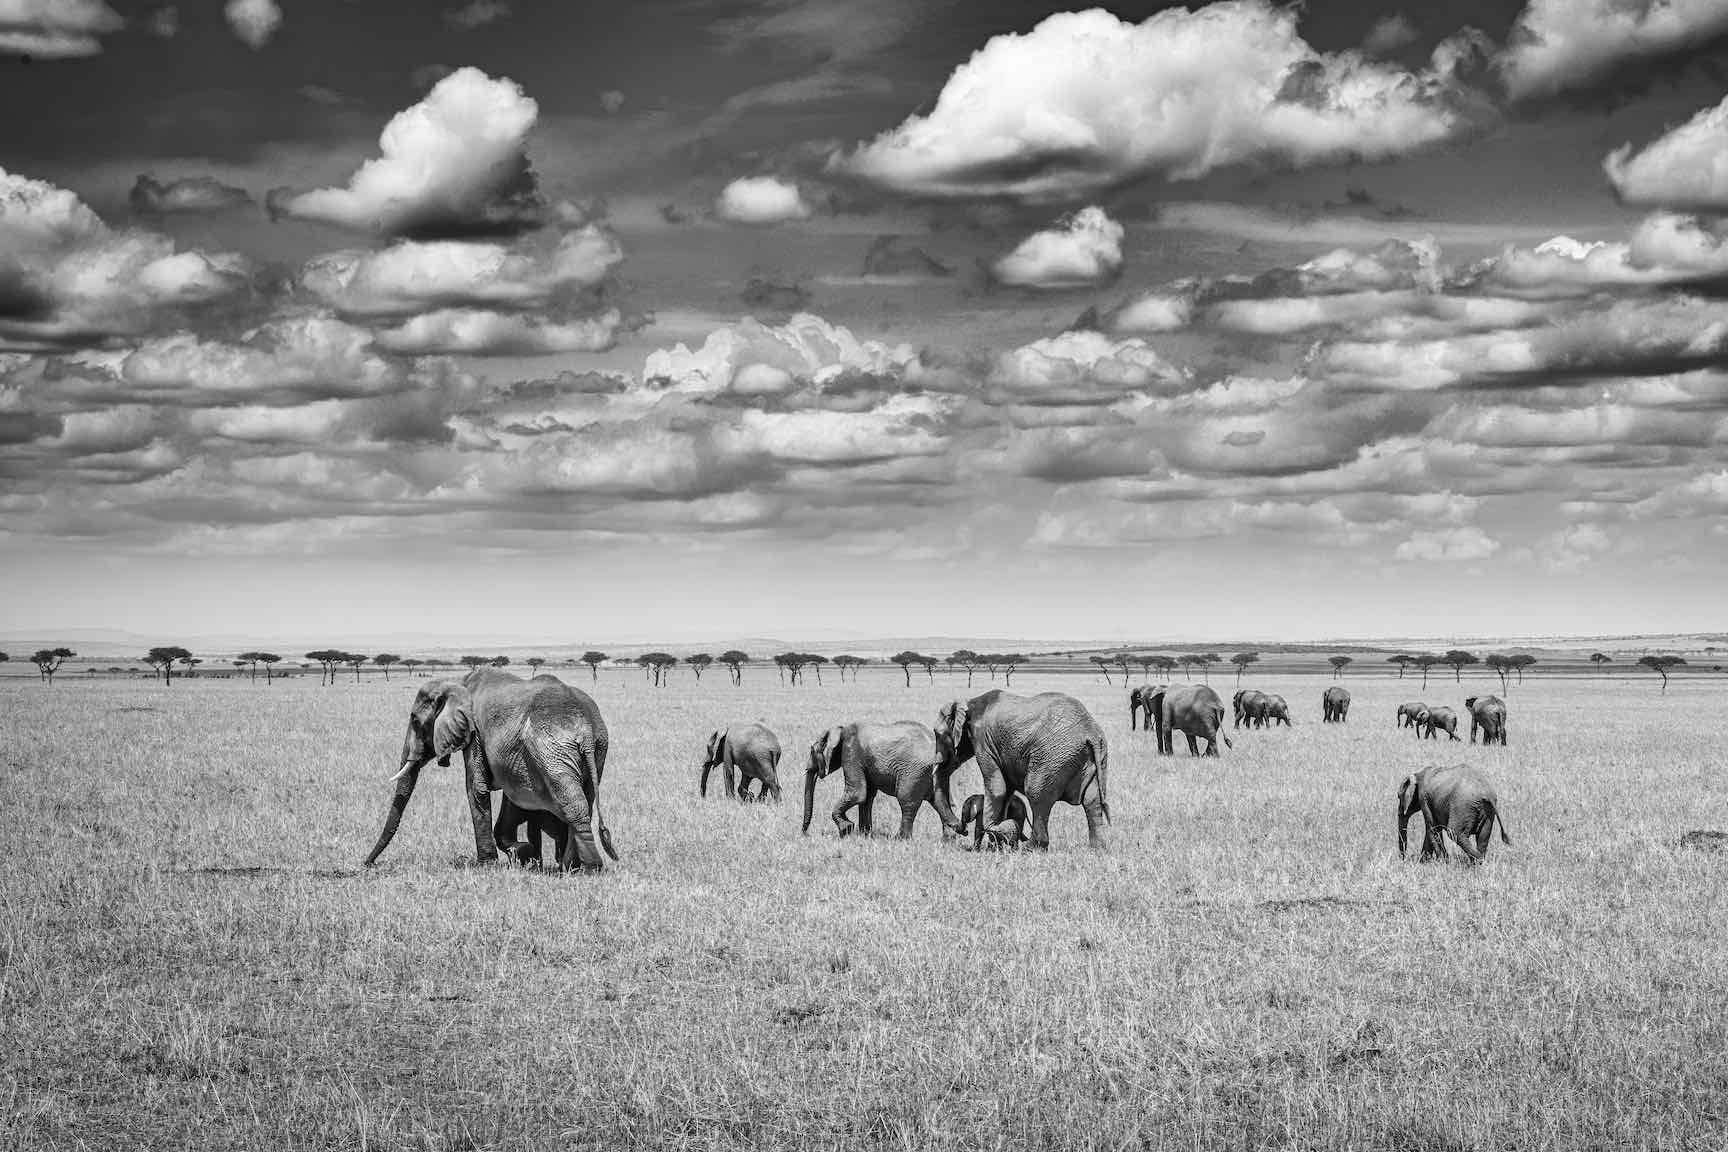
[1232, 689, 1270, 729]
[1421, 706, 1460, 741]
[936, 691, 1109, 850]
[701, 723, 783, 802]
[1147, 684, 1232, 756]
[1322, 686, 1350, 723]
[1264, 694, 1292, 728]
[1396, 702, 1429, 731]
[1398, 763, 1512, 863]
[1129, 686, 1161, 731]
[801, 722, 956, 839]
[956, 790, 1032, 850]
[363, 669, 617, 872]
[1466, 696, 1508, 746]
[493, 795, 567, 868]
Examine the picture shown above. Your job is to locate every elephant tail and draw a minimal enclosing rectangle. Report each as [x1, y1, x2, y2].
[580, 743, 619, 864]
[1489, 801, 1512, 847]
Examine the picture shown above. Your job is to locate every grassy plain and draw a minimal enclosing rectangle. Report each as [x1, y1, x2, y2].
[2, 668, 1726, 1151]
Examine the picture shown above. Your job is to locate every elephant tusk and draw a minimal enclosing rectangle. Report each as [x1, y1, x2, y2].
[390, 760, 415, 782]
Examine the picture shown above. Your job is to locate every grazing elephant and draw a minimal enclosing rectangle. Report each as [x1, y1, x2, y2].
[1396, 702, 1429, 731]
[1264, 694, 1292, 728]
[1322, 686, 1350, 723]
[802, 722, 954, 839]
[364, 669, 617, 872]
[1148, 684, 1232, 755]
[1129, 686, 1163, 731]
[1398, 763, 1511, 863]
[1466, 696, 1508, 746]
[1233, 689, 1269, 729]
[936, 691, 1109, 850]
[1421, 706, 1460, 741]
[957, 790, 1031, 850]
[701, 723, 782, 802]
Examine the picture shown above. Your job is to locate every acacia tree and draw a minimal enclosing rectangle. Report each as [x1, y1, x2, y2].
[1590, 652, 1611, 676]
[1089, 656, 1113, 685]
[1114, 653, 1133, 683]
[1230, 652, 1259, 685]
[718, 650, 749, 686]
[1133, 655, 1158, 681]
[1175, 655, 1197, 680]
[1152, 655, 1177, 681]
[400, 658, 423, 679]
[777, 653, 806, 686]
[1637, 654, 1686, 692]
[686, 653, 713, 681]
[1413, 654, 1438, 689]
[374, 653, 401, 681]
[146, 646, 192, 685]
[1329, 655, 1353, 679]
[305, 650, 343, 685]
[236, 652, 262, 682]
[1388, 654, 1413, 679]
[804, 654, 829, 685]
[489, 656, 511, 670]
[891, 650, 927, 687]
[949, 649, 980, 686]
[524, 656, 546, 676]
[344, 653, 367, 682]
[1442, 649, 1478, 682]
[459, 655, 490, 675]
[834, 655, 865, 681]
[1001, 654, 1027, 686]
[1511, 654, 1536, 684]
[1484, 653, 1513, 693]
[30, 647, 74, 685]
[580, 651, 608, 682]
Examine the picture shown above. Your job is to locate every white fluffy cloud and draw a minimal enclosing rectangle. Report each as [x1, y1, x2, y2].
[1499, 0, 1728, 101]
[271, 68, 546, 237]
[714, 176, 812, 225]
[839, 2, 1481, 201]
[119, 314, 404, 401]
[1605, 95, 1728, 211]
[224, 0, 280, 48]
[992, 207, 1125, 289]
[990, 330, 1187, 404]
[1462, 216, 1728, 297]
[642, 313, 917, 395]
[0, 0, 121, 58]
[1394, 525, 1499, 562]
[373, 308, 625, 356]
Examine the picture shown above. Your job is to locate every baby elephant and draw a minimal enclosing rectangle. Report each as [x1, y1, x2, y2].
[494, 796, 567, 868]
[1397, 764, 1512, 863]
[701, 723, 783, 802]
[957, 791, 1032, 850]
[1421, 706, 1460, 741]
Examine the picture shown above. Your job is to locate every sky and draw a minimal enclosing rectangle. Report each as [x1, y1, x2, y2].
[5, 0, 1728, 644]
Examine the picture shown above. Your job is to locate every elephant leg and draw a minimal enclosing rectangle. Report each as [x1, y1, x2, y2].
[467, 788, 499, 865]
[1080, 774, 1108, 849]
[895, 795, 920, 840]
[859, 785, 879, 836]
[735, 777, 754, 803]
[722, 761, 738, 799]
[831, 787, 863, 838]
[1186, 733, 1200, 756]
[1026, 799, 1054, 851]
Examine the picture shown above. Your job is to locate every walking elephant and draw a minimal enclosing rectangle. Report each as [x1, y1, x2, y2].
[802, 722, 955, 839]
[1397, 702, 1429, 731]
[1264, 694, 1291, 728]
[1233, 689, 1269, 729]
[701, 723, 782, 802]
[936, 691, 1109, 850]
[364, 669, 617, 872]
[1322, 686, 1350, 723]
[1466, 696, 1508, 745]
[1148, 684, 1232, 755]
[957, 790, 1031, 850]
[1398, 763, 1511, 863]
[1421, 706, 1460, 741]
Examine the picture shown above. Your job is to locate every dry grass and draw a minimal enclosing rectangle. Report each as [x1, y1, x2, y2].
[2, 670, 1726, 1150]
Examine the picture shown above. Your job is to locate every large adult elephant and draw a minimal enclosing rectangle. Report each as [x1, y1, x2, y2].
[1232, 689, 1269, 730]
[1421, 706, 1461, 741]
[1148, 684, 1232, 755]
[935, 691, 1109, 850]
[1396, 702, 1429, 731]
[1322, 686, 1350, 723]
[1466, 696, 1508, 745]
[802, 722, 955, 839]
[701, 723, 782, 802]
[1398, 763, 1511, 862]
[363, 669, 617, 871]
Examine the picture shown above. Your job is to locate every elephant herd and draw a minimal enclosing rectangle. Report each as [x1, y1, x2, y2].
[360, 667, 1513, 873]
[1397, 696, 1509, 745]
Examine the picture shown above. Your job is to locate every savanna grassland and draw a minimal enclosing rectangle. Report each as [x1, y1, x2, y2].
[2, 667, 1726, 1151]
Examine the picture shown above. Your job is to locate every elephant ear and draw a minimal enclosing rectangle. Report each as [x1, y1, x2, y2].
[706, 729, 723, 766]
[432, 688, 474, 761]
[940, 700, 967, 743]
[824, 726, 846, 775]
[1397, 773, 1417, 811]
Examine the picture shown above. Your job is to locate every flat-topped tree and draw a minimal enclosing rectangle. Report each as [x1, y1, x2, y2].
[833, 655, 865, 681]
[1413, 653, 1438, 688]
[1328, 655, 1353, 679]
[1484, 653, 1513, 692]
[343, 653, 367, 682]
[1001, 654, 1027, 686]
[637, 652, 677, 687]
[1132, 655, 1157, 681]
[1089, 656, 1113, 685]
[30, 648, 74, 685]
[305, 650, 342, 685]
[1114, 653, 1133, 682]
[1637, 654, 1685, 692]
[977, 653, 1002, 681]
[718, 650, 749, 685]
[147, 646, 192, 685]
[489, 656, 510, 670]
[1590, 652, 1611, 676]
[374, 654, 401, 681]
[890, 651, 926, 687]
[1510, 654, 1536, 684]
[803, 654, 829, 685]
[685, 653, 713, 681]
[459, 655, 490, 674]
[1152, 655, 1177, 680]
[1197, 654, 1221, 682]
[1442, 649, 1478, 682]
[400, 658, 422, 678]
[1230, 652, 1259, 685]
[1388, 654, 1413, 679]
[949, 649, 980, 686]
[180, 654, 202, 679]
[580, 651, 608, 682]
[525, 657, 546, 676]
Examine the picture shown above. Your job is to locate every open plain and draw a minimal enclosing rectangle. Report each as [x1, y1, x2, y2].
[3, 668, 1726, 1151]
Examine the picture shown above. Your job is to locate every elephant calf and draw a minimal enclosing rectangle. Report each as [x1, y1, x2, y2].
[701, 723, 782, 802]
[1322, 687, 1350, 723]
[1397, 702, 1429, 731]
[1421, 706, 1460, 741]
[1398, 764, 1511, 863]
[802, 721, 956, 839]
[957, 791, 1031, 850]
[1264, 694, 1291, 728]
[494, 795, 567, 868]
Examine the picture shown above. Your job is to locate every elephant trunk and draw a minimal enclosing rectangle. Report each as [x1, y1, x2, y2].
[930, 765, 961, 834]
[801, 768, 818, 835]
[364, 761, 422, 866]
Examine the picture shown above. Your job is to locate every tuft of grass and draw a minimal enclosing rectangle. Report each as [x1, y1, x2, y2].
[2, 671, 1726, 1149]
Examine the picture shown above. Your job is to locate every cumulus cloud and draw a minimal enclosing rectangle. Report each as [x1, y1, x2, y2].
[373, 307, 625, 356]
[1499, 0, 1728, 101]
[1459, 215, 1728, 298]
[1394, 525, 1499, 561]
[129, 174, 254, 216]
[644, 313, 918, 396]
[0, 0, 121, 58]
[989, 330, 1187, 406]
[270, 68, 548, 238]
[715, 176, 812, 225]
[1605, 95, 1728, 211]
[224, 0, 280, 48]
[991, 207, 1125, 290]
[838, 2, 1485, 201]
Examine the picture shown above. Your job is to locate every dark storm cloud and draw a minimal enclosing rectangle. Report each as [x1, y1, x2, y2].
[739, 274, 811, 315]
[129, 174, 254, 216]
